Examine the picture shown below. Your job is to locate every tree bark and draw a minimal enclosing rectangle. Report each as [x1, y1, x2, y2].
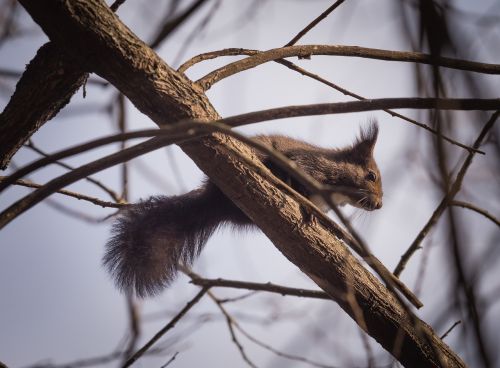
[0, 43, 87, 169]
[12, 1, 467, 366]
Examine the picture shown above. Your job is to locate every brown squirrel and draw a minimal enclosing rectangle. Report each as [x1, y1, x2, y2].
[103, 121, 382, 297]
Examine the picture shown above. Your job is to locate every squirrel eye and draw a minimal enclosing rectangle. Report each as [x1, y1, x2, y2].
[366, 170, 377, 182]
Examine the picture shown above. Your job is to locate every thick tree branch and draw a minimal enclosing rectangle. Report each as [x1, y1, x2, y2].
[0, 43, 87, 169]
[14, 1, 468, 366]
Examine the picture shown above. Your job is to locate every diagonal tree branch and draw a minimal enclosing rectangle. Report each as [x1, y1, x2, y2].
[284, 0, 347, 46]
[13, 1, 469, 366]
[0, 43, 87, 169]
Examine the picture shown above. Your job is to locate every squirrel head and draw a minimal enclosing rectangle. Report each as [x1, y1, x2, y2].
[296, 120, 383, 211]
[328, 120, 383, 211]
[259, 123, 383, 212]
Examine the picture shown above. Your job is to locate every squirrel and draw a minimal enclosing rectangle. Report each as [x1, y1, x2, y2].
[103, 121, 383, 297]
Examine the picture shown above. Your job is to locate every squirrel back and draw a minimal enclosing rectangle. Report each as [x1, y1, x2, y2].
[104, 122, 382, 297]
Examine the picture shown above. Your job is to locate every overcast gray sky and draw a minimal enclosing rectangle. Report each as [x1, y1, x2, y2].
[1, 1, 499, 367]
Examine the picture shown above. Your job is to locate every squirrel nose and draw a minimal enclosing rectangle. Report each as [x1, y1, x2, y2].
[374, 200, 382, 209]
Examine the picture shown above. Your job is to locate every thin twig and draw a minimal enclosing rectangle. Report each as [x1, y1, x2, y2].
[45, 198, 118, 224]
[202, 283, 339, 368]
[160, 352, 179, 368]
[449, 200, 500, 227]
[188, 274, 331, 300]
[440, 321, 462, 340]
[25, 139, 122, 202]
[19, 347, 167, 368]
[207, 290, 257, 368]
[0, 176, 125, 209]
[394, 111, 499, 277]
[178, 48, 258, 73]
[284, 0, 347, 46]
[219, 291, 260, 304]
[183, 270, 386, 368]
[116, 93, 129, 202]
[122, 287, 209, 368]
[235, 321, 342, 368]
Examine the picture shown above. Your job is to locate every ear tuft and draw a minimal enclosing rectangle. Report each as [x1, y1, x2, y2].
[353, 118, 379, 159]
[359, 118, 379, 146]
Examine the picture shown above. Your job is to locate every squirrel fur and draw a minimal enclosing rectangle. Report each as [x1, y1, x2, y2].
[104, 121, 383, 297]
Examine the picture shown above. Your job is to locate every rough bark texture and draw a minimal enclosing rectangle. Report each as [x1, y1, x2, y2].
[0, 43, 87, 168]
[12, 1, 467, 367]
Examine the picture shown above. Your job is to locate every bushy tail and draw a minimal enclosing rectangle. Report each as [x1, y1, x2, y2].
[103, 182, 248, 297]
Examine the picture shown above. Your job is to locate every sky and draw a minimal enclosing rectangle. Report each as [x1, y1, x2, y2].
[1, 0, 499, 367]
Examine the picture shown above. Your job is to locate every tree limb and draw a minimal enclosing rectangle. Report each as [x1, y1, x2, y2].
[0, 43, 87, 169]
[197, 44, 500, 90]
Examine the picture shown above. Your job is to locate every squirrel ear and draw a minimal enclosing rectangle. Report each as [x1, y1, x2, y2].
[353, 119, 379, 159]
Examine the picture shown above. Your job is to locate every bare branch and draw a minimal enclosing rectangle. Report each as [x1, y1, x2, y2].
[122, 287, 209, 368]
[449, 200, 500, 227]
[188, 274, 332, 300]
[183, 267, 344, 368]
[25, 139, 123, 202]
[160, 352, 179, 368]
[197, 44, 500, 90]
[440, 321, 462, 340]
[208, 289, 258, 368]
[178, 48, 258, 73]
[284, 0, 347, 47]
[394, 111, 499, 277]
[0, 176, 125, 209]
